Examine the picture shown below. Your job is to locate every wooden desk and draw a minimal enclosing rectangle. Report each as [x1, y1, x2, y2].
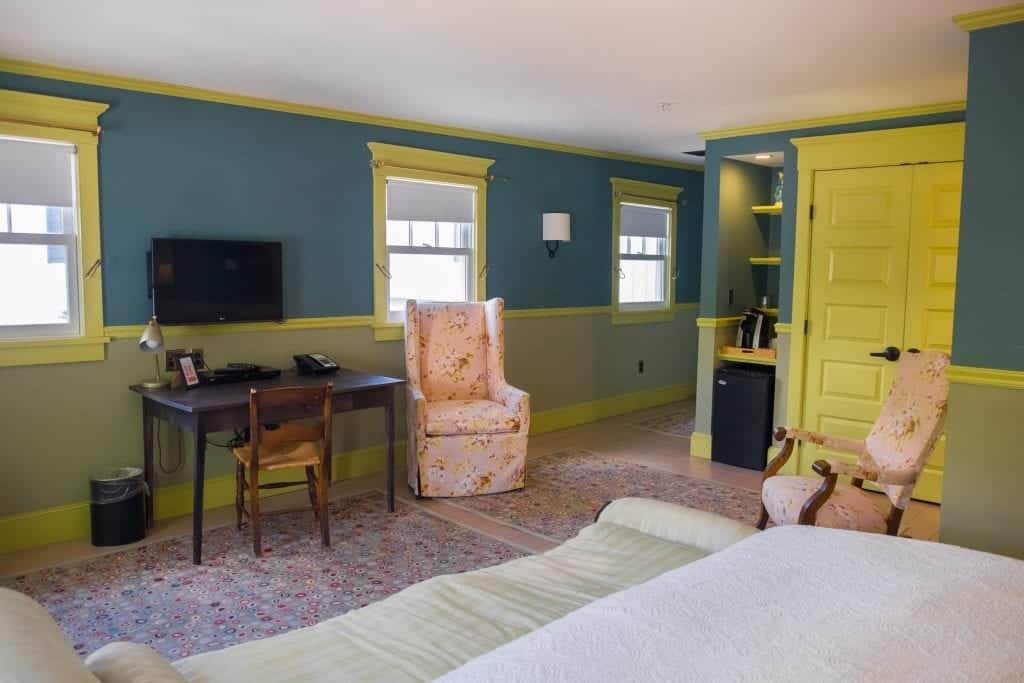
[130, 368, 405, 565]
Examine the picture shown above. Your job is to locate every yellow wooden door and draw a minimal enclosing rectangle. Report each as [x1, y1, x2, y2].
[901, 161, 963, 501]
[801, 166, 914, 489]
[801, 163, 962, 504]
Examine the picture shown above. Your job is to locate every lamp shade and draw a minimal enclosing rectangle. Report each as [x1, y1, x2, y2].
[542, 213, 571, 242]
[139, 316, 165, 352]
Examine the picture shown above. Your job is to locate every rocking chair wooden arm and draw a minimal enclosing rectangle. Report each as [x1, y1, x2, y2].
[796, 460, 840, 526]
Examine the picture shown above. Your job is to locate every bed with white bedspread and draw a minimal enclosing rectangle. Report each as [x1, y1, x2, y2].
[438, 525, 1024, 682]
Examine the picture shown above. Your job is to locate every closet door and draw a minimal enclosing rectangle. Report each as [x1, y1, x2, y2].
[902, 161, 963, 501]
[801, 166, 915, 479]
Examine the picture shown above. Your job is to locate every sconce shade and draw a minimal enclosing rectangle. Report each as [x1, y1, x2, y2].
[139, 316, 165, 352]
[542, 213, 571, 242]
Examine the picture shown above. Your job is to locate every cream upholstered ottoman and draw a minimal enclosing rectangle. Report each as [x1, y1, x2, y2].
[0, 499, 758, 683]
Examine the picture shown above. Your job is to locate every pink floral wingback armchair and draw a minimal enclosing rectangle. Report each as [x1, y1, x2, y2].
[758, 349, 950, 535]
[404, 298, 530, 497]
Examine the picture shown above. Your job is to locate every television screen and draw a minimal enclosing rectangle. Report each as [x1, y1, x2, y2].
[151, 238, 283, 324]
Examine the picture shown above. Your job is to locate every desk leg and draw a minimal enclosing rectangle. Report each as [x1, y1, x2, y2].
[142, 406, 154, 529]
[192, 424, 207, 565]
[385, 391, 395, 513]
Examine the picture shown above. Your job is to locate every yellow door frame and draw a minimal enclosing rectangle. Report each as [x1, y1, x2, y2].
[785, 123, 965, 472]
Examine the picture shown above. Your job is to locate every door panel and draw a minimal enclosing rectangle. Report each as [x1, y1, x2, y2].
[903, 162, 962, 500]
[801, 163, 961, 505]
[802, 167, 913, 478]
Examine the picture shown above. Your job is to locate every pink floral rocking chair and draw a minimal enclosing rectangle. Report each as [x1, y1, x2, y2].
[404, 298, 530, 497]
[758, 349, 950, 535]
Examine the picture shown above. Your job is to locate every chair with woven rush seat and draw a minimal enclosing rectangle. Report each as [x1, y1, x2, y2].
[758, 349, 950, 535]
[232, 384, 333, 556]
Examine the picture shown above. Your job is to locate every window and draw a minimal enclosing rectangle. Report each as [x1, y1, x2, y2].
[0, 139, 81, 339]
[610, 178, 682, 324]
[368, 143, 493, 340]
[384, 180, 476, 321]
[0, 89, 108, 366]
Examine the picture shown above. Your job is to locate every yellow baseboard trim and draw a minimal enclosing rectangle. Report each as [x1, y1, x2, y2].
[0, 442, 405, 555]
[946, 364, 1024, 390]
[0, 382, 693, 554]
[531, 383, 695, 435]
[690, 431, 712, 459]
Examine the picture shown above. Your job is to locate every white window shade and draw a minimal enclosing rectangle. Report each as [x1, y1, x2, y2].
[387, 179, 475, 223]
[0, 138, 76, 208]
[621, 203, 670, 238]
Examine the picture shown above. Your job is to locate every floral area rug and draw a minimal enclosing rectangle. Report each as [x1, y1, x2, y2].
[447, 449, 762, 542]
[2, 491, 523, 660]
[630, 401, 697, 438]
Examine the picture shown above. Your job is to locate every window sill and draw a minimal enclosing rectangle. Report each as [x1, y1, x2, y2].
[0, 335, 109, 367]
[611, 308, 675, 325]
[373, 323, 405, 342]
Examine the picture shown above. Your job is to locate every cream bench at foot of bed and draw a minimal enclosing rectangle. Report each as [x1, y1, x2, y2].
[172, 499, 757, 683]
[0, 499, 758, 683]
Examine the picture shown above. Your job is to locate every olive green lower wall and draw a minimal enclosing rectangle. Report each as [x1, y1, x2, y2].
[0, 309, 698, 519]
[940, 382, 1024, 559]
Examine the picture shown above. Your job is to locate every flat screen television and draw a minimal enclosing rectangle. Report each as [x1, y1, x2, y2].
[151, 238, 283, 324]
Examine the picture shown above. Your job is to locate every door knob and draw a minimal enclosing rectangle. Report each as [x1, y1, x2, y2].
[869, 346, 901, 362]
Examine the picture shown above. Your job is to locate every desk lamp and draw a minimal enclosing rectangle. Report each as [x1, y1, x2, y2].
[138, 316, 168, 389]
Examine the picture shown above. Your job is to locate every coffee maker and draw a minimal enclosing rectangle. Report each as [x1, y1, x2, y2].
[736, 307, 774, 349]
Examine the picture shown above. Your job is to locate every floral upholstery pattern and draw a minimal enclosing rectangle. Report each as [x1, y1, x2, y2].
[416, 302, 489, 401]
[425, 400, 521, 436]
[763, 350, 950, 533]
[761, 476, 887, 534]
[405, 299, 529, 497]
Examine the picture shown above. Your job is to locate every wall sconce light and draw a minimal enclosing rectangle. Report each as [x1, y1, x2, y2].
[542, 212, 571, 258]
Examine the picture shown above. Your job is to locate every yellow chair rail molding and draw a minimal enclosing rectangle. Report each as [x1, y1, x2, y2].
[945, 365, 1024, 390]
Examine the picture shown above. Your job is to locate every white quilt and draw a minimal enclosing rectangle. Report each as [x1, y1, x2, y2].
[438, 526, 1024, 682]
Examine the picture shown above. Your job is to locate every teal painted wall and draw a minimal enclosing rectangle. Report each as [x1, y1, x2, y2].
[699, 109, 965, 322]
[951, 21, 1024, 372]
[714, 159, 772, 315]
[0, 72, 703, 325]
[941, 21, 1024, 559]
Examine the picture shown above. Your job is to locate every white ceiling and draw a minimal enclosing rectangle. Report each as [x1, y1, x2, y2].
[1, 1, 999, 163]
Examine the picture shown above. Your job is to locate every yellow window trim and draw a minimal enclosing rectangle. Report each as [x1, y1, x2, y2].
[367, 143, 494, 341]
[953, 4, 1024, 31]
[0, 89, 108, 367]
[610, 178, 683, 326]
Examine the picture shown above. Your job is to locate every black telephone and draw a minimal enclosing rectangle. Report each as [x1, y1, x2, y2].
[294, 353, 339, 375]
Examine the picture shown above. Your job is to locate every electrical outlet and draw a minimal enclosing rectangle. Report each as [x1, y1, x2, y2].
[189, 348, 206, 370]
[638, 360, 645, 374]
[165, 349, 187, 371]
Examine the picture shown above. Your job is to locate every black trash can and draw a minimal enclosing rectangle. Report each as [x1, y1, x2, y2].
[90, 467, 147, 546]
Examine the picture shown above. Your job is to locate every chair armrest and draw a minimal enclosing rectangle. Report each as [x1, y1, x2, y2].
[796, 459, 840, 525]
[823, 458, 917, 486]
[777, 426, 867, 457]
[407, 385, 427, 437]
[85, 642, 188, 682]
[492, 383, 530, 431]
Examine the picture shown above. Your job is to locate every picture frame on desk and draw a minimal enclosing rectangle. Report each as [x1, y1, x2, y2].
[177, 354, 202, 389]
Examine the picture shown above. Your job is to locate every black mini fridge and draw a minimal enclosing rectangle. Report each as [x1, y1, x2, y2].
[711, 364, 775, 471]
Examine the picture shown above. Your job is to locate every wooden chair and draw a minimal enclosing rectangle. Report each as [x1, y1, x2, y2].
[232, 385, 333, 556]
[757, 350, 950, 535]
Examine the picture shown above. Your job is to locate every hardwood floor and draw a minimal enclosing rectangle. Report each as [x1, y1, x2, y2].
[0, 400, 940, 577]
